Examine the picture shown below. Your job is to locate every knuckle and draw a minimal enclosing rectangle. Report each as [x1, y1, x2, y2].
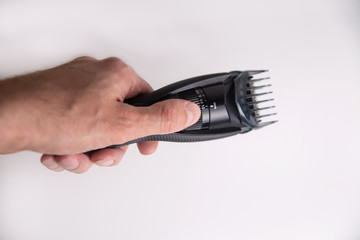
[120, 65, 136, 78]
[159, 105, 175, 134]
[72, 56, 96, 63]
[101, 57, 138, 82]
[102, 57, 126, 71]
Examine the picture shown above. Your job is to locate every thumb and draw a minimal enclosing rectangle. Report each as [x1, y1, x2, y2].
[131, 99, 201, 137]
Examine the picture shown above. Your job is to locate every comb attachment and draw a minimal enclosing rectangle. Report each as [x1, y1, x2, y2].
[245, 71, 277, 127]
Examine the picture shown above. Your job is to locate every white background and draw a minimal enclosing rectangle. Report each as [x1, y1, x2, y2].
[1, 0, 360, 240]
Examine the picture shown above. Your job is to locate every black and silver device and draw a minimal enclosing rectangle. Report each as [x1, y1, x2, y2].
[107, 70, 277, 148]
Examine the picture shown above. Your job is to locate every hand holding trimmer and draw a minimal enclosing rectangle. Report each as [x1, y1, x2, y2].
[103, 70, 276, 148]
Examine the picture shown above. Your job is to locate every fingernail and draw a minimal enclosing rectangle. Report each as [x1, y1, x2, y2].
[42, 157, 60, 170]
[185, 102, 200, 126]
[96, 159, 114, 167]
[59, 158, 79, 170]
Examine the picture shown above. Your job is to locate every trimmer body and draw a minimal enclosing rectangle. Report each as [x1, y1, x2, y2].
[109, 70, 276, 148]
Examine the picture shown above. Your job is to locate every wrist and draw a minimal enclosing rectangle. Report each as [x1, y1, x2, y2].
[0, 78, 29, 153]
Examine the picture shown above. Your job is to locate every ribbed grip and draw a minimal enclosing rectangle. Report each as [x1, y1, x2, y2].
[106, 130, 240, 148]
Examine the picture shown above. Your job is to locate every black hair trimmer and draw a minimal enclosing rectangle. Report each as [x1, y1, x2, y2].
[109, 70, 276, 148]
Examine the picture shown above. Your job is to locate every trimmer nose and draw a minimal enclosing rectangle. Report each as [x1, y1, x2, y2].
[233, 70, 277, 131]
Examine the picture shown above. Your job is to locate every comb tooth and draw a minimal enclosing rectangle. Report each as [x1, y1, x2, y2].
[248, 77, 270, 82]
[251, 106, 276, 112]
[258, 120, 278, 127]
[247, 84, 272, 90]
[247, 91, 273, 97]
[248, 70, 268, 75]
[249, 98, 274, 105]
[256, 113, 277, 119]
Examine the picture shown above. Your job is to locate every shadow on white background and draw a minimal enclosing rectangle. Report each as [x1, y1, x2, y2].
[0, 0, 360, 239]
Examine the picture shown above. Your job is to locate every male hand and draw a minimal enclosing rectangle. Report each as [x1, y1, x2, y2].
[0, 57, 200, 173]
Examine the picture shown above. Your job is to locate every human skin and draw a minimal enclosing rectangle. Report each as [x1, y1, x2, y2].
[0, 56, 200, 173]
